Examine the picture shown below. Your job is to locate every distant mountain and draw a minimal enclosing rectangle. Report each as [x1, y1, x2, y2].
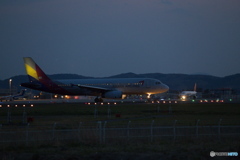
[107, 72, 142, 78]
[49, 74, 92, 80]
[0, 75, 28, 90]
[1, 73, 240, 91]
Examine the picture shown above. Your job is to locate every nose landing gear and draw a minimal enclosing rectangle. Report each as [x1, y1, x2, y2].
[94, 97, 103, 103]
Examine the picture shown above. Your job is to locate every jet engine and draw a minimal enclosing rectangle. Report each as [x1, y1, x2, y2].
[102, 90, 122, 98]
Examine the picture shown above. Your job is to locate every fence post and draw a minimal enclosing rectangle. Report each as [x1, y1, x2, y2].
[52, 122, 57, 140]
[97, 121, 102, 144]
[103, 121, 107, 143]
[26, 123, 30, 146]
[218, 119, 222, 140]
[78, 122, 82, 142]
[0, 124, 3, 143]
[173, 120, 177, 141]
[0, 124, 2, 142]
[196, 119, 200, 138]
[151, 120, 155, 142]
[127, 121, 131, 141]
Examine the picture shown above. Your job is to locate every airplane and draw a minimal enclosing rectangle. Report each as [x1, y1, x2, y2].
[179, 83, 197, 100]
[21, 57, 169, 102]
[0, 89, 26, 102]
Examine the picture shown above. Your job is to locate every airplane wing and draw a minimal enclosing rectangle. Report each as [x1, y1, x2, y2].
[71, 83, 123, 99]
[71, 84, 113, 92]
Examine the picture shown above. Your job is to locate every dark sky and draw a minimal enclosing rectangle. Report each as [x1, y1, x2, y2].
[1, 0, 240, 80]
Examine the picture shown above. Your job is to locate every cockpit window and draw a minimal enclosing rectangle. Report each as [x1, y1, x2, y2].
[155, 82, 161, 85]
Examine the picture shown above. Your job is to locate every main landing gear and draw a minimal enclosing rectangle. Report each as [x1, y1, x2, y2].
[94, 97, 103, 103]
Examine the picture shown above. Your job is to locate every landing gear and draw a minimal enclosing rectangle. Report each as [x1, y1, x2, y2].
[147, 93, 151, 99]
[146, 93, 152, 102]
[94, 97, 103, 103]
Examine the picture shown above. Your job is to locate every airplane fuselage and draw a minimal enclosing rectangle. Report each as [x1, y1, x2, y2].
[22, 78, 169, 96]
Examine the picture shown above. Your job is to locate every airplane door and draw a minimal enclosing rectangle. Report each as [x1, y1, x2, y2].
[145, 79, 151, 88]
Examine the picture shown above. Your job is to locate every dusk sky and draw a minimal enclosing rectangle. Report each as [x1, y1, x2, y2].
[1, 0, 240, 80]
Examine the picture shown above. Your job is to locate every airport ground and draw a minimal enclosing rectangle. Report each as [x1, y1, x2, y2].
[1, 98, 240, 125]
[0, 99, 239, 159]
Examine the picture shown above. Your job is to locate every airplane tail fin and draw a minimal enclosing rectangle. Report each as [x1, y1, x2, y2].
[194, 83, 197, 92]
[22, 57, 68, 94]
[23, 57, 51, 83]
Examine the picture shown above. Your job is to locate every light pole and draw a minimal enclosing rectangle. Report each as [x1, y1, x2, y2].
[9, 79, 12, 95]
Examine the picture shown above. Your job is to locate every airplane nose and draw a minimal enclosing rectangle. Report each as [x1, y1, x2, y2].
[163, 84, 169, 92]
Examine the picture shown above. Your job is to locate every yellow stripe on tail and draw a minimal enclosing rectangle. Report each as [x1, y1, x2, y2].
[23, 57, 39, 80]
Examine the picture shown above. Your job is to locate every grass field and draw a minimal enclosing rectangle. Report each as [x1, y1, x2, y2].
[0, 102, 239, 159]
[0, 102, 239, 126]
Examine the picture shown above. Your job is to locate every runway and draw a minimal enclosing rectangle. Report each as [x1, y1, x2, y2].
[0, 97, 238, 106]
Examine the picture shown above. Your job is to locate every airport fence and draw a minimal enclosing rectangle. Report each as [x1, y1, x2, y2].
[0, 121, 240, 147]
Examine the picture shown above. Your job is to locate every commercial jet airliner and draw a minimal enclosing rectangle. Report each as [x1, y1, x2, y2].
[179, 83, 197, 100]
[21, 57, 169, 102]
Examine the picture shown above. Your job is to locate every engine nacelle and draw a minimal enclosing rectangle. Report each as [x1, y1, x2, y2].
[103, 90, 122, 99]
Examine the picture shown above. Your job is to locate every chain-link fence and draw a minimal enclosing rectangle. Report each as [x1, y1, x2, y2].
[0, 120, 239, 147]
